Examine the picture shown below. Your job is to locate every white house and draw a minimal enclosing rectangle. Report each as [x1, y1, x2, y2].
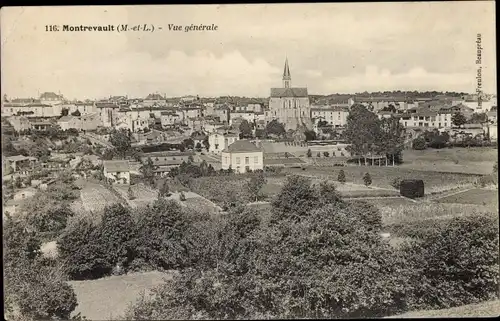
[57, 116, 81, 131]
[208, 131, 240, 154]
[221, 140, 264, 174]
[103, 160, 130, 184]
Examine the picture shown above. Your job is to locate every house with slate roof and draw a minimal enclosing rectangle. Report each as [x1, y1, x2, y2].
[103, 160, 130, 184]
[221, 140, 263, 174]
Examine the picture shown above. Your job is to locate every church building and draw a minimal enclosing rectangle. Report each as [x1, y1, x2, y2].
[268, 58, 312, 131]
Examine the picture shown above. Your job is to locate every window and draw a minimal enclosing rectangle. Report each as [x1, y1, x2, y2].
[245, 166, 250, 172]
[439, 122, 441, 127]
[254, 156, 258, 164]
[236, 157, 240, 164]
[245, 157, 249, 165]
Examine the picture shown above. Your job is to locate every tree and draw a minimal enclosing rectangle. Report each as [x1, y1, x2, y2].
[179, 191, 187, 201]
[271, 175, 319, 221]
[127, 186, 135, 200]
[133, 199, 199, 270]
[316, 152, 321, 158]
[338, 169, 346, 184]
[402, 214, 499, 311]
[363, 172, 372, 186]
[183, 138, 195, 150]
[468, 112, 488, 124]
[452, 112, 467, 128]
[202, 136, 210, 151]
[323, 151, 329, 157]
[58, 218, 111, 280]
[306, 149, 312, 158]
[109, 129, 131, 158]
[265, 120, 286, 137]
[304, 130, 317, 141]
[140, 157, 156, 186]
[195, 142, 203, 152]
[412, 137, 426, 150]
[159, 181, 171, 198]
[239, 120, 253, 138]
[71, 109, 81, 116]
[344, 104, 381, 166]
[246, 172, 267, 202]
[99, 204, 137, 270]
[378, 116, 405, 166]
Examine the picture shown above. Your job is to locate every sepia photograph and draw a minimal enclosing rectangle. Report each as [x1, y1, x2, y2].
[1, 2, 498, 319]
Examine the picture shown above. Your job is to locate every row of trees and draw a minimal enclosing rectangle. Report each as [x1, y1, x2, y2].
[344, 104, 405, 166]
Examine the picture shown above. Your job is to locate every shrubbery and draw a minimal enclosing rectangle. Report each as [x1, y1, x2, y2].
[412, 137, 427, 150]
[401, 214, 499, 310]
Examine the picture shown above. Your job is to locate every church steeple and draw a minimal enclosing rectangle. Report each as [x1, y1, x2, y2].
[283, 57, 291, 88]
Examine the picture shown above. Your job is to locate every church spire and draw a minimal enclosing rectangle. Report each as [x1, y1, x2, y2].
[283, 57, 291, 88]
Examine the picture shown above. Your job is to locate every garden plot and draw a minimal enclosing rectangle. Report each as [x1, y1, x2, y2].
[114, 184, 159, 209]
[80, 182, 122, 213]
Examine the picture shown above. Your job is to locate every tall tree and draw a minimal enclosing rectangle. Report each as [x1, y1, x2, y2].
[246, 172, 267, 202]
[140, 157, 156, 186]
[378, 116, 405, 166]
[265, 120, 286, 138]
[344, 104, 380, 166]
[109, 128, 131, 158]
[239, 120, 253, 138]
[452, 112, 467, 128]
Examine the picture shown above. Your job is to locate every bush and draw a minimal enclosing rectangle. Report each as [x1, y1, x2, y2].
[133, 199, 199, 270]
[15, 267, 79, 320]
[99, 204, 137, 270]
[323, 151, 329, 157]
[391, 177, 403, 189]
[402, 214, 499, 311]
[475, 174, 498, 188]
[412, 137, 426, 150]
[400, 179, 425, 198]
[363, 172, 372, 186]
[338, 170, 346, 183]
[58, 218, 111, 280]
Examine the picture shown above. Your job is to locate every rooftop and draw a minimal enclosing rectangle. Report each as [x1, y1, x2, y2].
[270, 88, 308, 98]
[222, 140, 261, 153]
[103, 160, 130, 172]
[6, 155, 37, 162]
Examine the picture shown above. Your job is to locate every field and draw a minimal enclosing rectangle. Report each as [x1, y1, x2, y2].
[69, 271, 174, 320]
[283, 166, 480, 191]
[400, 147, 497, 175]
[114, 183, 158, 208]
[436, 188, 498, 206]
[79, 182, 122, 214]
[388, 299, 500, 318]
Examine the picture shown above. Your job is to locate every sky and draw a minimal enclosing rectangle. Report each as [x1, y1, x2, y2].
[1, 2, 497, 100]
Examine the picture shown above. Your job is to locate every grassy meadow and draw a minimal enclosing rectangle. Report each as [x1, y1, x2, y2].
[69, 271, 174, 320]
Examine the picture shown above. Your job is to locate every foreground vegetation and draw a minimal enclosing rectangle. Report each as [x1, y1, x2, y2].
[4, 173, 498, 320]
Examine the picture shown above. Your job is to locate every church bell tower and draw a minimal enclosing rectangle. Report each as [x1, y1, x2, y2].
[283, 58, 291, 88]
